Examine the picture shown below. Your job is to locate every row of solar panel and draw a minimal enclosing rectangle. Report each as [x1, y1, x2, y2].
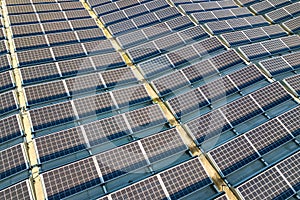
[236, 151, 299, 200]
[16, 40, 116, 67]
[107, 7, 183, 36]
[131, 36, 225, 68]
[0, 157, 214, 200]
[239, 35, 300, 61]
[98, 0, 170, 25]
[221, 24, 288, 47]
[7, 9, 91, 26]
[24, 81, 150, 107]
[250, 0, 294, 14]
[13, 28, 105, 51]
[6, 1, 85, 15]
[138, 46, 237, 81]
[185, 82, 296, 145]
[10, 18, 100, 37]
[151, 50, 247, 98]
[265, 1, 300, 23]
[117, 24, 207, 49]
[208, 106, 299, 177]
[178, 0, 238, 14]
[259, 51, 300, 77]
[203, 15, 270, 35]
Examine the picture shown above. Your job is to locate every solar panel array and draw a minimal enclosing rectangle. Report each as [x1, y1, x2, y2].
[1, 0, 300, 199]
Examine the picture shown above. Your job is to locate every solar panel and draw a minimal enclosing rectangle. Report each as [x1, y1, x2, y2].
[52, 43, 86, 60]
[82, 115, 130, 147]
[276, 151, 300, 191]
[0, 144, 27, 179]
[142, 23, 171, 40]
[24, 80, 68, 105]
[124, 4, 149, 18]
[281, 35, 300, 50]
[138, 55, 173, 78]
[42, 157, 101, 200]
[0, 71, 14, 92]
[117, 30, 148, 49]
[152, 71, 190, 96]
[91, 52, 125, 70]
[278, 106, 300, 137]
[239, 43, 270, 61]
[145, 0, 169, 11]
[165, 16, 194, 31]
[228, 64, 265, 89]
[182, 60, 218, 84]
[58, 57, 95, 77]
[226, 18, 251, 31]
[261, 39, 289, 54]
[199, 76, 239, 102]
[179, 26, 209, 43]
[0, 181, 33, 200]
[38, 12, 67, 23]
[259, 57, 292, 76]
[220, 95, 263, 126]
[246, 118, 293, 155]
[243, 27, 269, 42]
[34, 3, 61, 13]
[206, 21, 233, 35]
[283, 16, 300, 33]
[20, 63, 61, 84]
[154, 33, 185, 53]
[250, 1, 275, 14]
[284, 2, 300, 16]
[0, 115, 22, 144]
[201, 1, 222, 11]
[65, 73, 105, 95]
[251, 82, 291, 110]
[29, 101, 76, 131]
[127, 41, 160, 63]
[244, 15, 269, 27]
[209, 135, 259, 176]
[110, 176, 166, 200]
[73, 93, 116, 119]
[76, 28, 105, 42]
[65, 9, 91, 20]
[11, 24, 44, 38]
[266, 8, 291, 23]
[214, 194, 229, 200]
[35, 126, 87, 162]
[14, 35, 48, 51]
[93, 2, 119, 16]
[160, 158, 211, 199]
[116, 0, 139, 10]
[125, 105, 166, 132]
[210, 50, 243, 71]
[100, 11, 128, 26]
[192, 12, 218, 24]
[155, 7, 181, 21]
[0, 91, 18, 116]
[141, 128, 186, 163]
[69, 18, 98, 30]
[95, 142, 147, 180]
[7, 5, 35, 15]
[60, 1, 85, 11]
[101, 67, 137, 88]
[167, 46, 199, 67]
[237, 168, 294, 200]
[0, 55, 11, 71]
[47, 31, 79, 46]
[108, 20, 137, 36]
[83, 40, 115, 55]
[285, 74, 300, 95]
[282, 51, 300, 69]
[193, 37, 225, 56]
[185, 109, 231, 144]
[42, 21, 72, 34]
[17, 48, 54, 67]
[112, 85, 151, 108]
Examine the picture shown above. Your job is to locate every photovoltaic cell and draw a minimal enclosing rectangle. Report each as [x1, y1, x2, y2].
[127, 42, 160, 63]
[185, 110, 231, 144]
[138, 55, 173, 78]
[209, 135, 259, 176]
[0, 144, 27, 179]
[95, 142, 147, 180]
[237, 168, 294, 200]
[278, 106, 300, 137]
[47, 31, 79, 46]
[0, 181, 33, 200]
[52, 43, 86, 60]
[29, 101, 76, 131]
[83, 115, 130, 147]
[42, 157, 101, 200]
[259, 57, 292, 76]
[160, 158, 211, 199]
[91, 52, 125, 70]
[101, 67, 137, 88]
[58, 57, 95, 77]
[125, 105, 166, 132]
[210, 50, 243, 71]
[141, 128, 186, 163]
[0, 115, 22, 144]
[17, 48, 54, 67]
